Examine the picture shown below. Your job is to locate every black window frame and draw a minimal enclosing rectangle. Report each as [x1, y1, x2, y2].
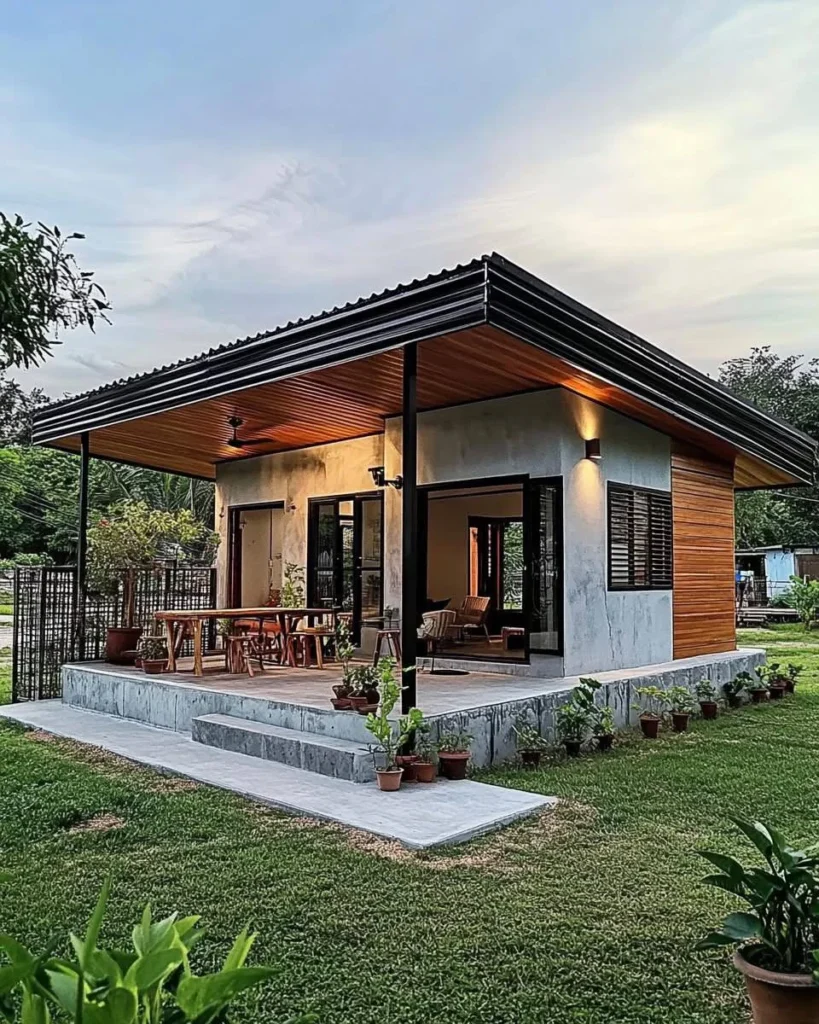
[607, 482, 673, 592]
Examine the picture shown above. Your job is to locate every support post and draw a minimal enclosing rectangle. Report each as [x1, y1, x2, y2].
[76, 431, 90, 660]
[401, 344, 418, 713]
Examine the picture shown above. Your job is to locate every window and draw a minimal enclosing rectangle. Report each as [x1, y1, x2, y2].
[608, 485, 672, 590]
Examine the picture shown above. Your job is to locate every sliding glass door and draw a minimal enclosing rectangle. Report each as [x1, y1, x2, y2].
[524, 478, 563, 655]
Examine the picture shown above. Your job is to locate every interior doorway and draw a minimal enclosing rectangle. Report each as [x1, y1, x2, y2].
[307, 492, 383, 641]
[227, 502, 285, 607]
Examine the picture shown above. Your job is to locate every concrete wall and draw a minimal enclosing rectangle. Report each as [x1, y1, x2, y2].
[426, 489, 522, 607]
[215, 387, 674, 674]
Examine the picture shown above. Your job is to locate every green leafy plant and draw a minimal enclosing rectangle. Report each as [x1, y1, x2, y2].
[333, 618, 356, 696]
[215, 618, 232, 638]
[788, 663, 804, 683]
[138, 635, 167, 661]
[593, 705, 615, 737]
[788, 574, 819, 631]
[347, 664, 380, 701]
[722, 673, 750, 704]
[364, 660, 420, 770]
[513, 718, 548, 752]
[437, 731, 472, 754]
[632, 686, 667, 720]
[695, 679, 717, 702]
[415, 722, 435, 763]
[280, 563, 305, 608]
[0, 874, 285, 1023]
[556, 700, 592, 744]
[665, 686, 696, 714]
[696, 818, 819, 979]
[744, 671, 768, 693]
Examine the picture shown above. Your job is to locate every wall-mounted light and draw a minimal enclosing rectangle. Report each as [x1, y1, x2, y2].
[369, 465, 403, 490]
[585, 438, 602, 461]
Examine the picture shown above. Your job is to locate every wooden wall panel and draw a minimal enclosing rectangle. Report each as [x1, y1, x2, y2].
[672, 447, 736, 658]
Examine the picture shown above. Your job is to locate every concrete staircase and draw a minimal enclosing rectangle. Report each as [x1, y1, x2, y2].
[192, 713, 375, 783]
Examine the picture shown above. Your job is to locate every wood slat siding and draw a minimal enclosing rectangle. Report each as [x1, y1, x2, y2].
[672, 448, 736, 658]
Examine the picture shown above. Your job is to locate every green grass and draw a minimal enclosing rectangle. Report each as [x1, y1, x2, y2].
[1, 638, 818, 1023]
[0, 649, 9, 704]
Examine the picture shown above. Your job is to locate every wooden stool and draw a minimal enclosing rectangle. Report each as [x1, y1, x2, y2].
[372, 629, 401, 666]
[286, 630, 331, 669]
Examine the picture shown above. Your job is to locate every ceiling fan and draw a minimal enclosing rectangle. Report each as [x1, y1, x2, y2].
[226, 416, 272, 449]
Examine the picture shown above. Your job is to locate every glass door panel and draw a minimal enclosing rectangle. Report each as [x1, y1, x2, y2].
[355, 495, 383, 627]
[525, 479, 562, 655]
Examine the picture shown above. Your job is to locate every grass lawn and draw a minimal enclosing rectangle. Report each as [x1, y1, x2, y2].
[0, 648, 10, 704]
[0, 630, 817, 1023]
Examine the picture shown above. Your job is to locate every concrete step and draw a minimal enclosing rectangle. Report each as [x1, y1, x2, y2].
[191, 713, 375, 783]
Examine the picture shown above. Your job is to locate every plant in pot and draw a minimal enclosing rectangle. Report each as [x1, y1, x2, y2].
[138, 634, 168, 675]
[666, 685, 697, 732]
[632, 686, 666, 739]
[330, 618, 355, 709]
[364, 667, 421, 791]
[785, 662, 803, 694]
[437, 731, 473, 780]
[746, 671, 770, 704]
[723, 672, 750, 709]
[395, 704, 425, 782]
[556, 700, 591, 756]
[87, 501, 219, 665]
[760, 662, 787, 700]
[513, 718, 549, 767]
[348, 664, 381, 713]
[696, 817, 819, 1023]
[695, 678, 719, 719]
[593, 705, 615, 751]
[413, 722, 437, 783]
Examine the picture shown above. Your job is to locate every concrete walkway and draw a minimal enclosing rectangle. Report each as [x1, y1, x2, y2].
[0, 701, 554, 849]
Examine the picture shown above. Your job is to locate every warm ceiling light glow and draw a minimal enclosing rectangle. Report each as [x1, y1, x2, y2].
[585, 438, 602, 461]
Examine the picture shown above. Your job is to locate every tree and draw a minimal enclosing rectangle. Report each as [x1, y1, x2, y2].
[0, 213, 110, 369]
[719, 347, 819, 548]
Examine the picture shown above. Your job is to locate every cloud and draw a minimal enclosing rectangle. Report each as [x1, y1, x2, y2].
[7, 0, 819, 399]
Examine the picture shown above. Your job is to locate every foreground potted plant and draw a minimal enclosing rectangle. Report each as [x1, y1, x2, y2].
[746, 673, 769, 704]
[633, 686, 666, 739]
[593, 705, 615, 751]
[413, 723, 437, 783]
[437, 731, 473, 780]
[761, 663, 787, 700]
[513, 718, 549, 766]
[695, 678, 719, 719]
[330, 618, 355, 709]
[364, 662, 422, 791]
[666, 685, 697, 732]
[348, 664, 381, 712]
[785, 662, 803, 694]
[697, 817, 819, 1023]
[138, 635, 168, 675]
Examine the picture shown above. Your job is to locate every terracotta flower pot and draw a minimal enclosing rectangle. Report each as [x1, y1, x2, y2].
[414, 760, 436, 783]
[330, 697, 352, 710]
[671, 711, 690, 733]
[356, 703, 379, 716]
[769, 684, 786, 700]
[395, 754, 420, 782]
[596, 733, 614, 752]
[750, 689, 768, 704]
[699, 701, 718, 720]
[142, 659, 167, 675]
[348, 696, 369, 711]
[639, 714, 661, 739]
[733, 949, 819, 1024]
[106, 626, 143, 665]
[438, 751, 470, 780]
[563, 740, 581, 757]
[520, 749, 543, 767]
[375, 768, 403, 792]
[727, 694, 742, 709]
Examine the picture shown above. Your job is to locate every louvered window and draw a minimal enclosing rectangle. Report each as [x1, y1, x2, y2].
[608, 485, 673, 590]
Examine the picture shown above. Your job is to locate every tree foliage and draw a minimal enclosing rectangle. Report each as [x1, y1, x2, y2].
[0, 214, 110, 369]
[719, 347, 819, 548]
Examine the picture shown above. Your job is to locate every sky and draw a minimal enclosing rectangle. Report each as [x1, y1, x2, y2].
[2, 0, 818, 398]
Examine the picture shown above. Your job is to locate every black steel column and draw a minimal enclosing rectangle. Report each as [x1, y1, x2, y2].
[401, 343, 418, 713]
[76, 431, 90, 660]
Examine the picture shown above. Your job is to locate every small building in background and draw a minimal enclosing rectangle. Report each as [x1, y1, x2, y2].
[735, 545, 819, 606]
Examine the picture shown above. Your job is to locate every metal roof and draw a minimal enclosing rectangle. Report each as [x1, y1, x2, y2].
[32, 253, 818, 486]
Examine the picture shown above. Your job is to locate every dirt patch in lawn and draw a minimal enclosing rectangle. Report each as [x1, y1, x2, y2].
[67, 813, 126, 834]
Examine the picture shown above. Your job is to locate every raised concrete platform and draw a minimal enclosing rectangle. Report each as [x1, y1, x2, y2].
[0, 701, 553, 848]
[192, 713, 375, 783]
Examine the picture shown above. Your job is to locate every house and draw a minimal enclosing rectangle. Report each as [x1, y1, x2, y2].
[736, 545, 819, 606]
[28, 253, 816, 765]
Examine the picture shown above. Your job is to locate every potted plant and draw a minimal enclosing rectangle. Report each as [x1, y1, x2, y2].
[437, 731, 473, 780]
[695, 678, 719, 719]
[723, 672, 750, 708]
[280, 562, 305, 608]
[364, 665, 421, 791]
[348, 664, 381, 712]
[785, 662, 803, 694]
[697, 817, 819, 1023]
[87, 501, 218, 665]
[414, 723, 437, 783]
[395, 705, 425, 782]
[761, 663, 787, 700]
[556, 700, 592, 756]
[330, 618, 355, 709]
[513, 718, 549, 766]
[593, 705, 615, 751]
[138, 635, 168, 675]
[746, 672, 769, 704]
[666, 685, 696, 732]
[632, 686, 666, 739]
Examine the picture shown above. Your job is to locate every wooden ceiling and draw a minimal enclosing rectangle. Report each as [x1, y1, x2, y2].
[47, 325, 795, 488]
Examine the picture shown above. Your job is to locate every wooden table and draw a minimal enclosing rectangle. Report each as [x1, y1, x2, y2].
[154, 607, 337, 676]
